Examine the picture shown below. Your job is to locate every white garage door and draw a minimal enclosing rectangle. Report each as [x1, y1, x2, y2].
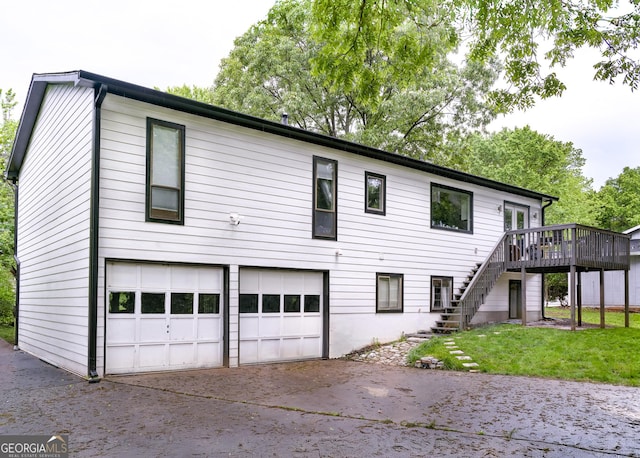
[106, 262, 224, 374]
[239, 269, 324, 364]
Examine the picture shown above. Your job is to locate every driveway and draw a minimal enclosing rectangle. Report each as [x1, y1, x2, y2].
[1, 339, 638, 457]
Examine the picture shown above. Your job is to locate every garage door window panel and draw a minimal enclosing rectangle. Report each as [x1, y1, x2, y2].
[284, 295, 301, 313]
[304, 295, 320, 312]
[199, 294, 220, 314]
[171, 293, 194, 314]
[262, 294, 281, 313]
[142, 293, 166, 314]
[240, 294, 259, 313]
[109, 292, 135, 314]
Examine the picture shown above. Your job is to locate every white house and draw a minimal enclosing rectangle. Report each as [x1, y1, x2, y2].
[578, 225, 640, 307]
[6, 71, 558, 379]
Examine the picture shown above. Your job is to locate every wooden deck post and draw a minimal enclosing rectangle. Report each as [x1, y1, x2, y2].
[521, 265, 527, 326]
[577, 271, 582, 327]
[625, 269, 630, 328]
[570, 265, 576, 331]
[599, 269, 605, 329]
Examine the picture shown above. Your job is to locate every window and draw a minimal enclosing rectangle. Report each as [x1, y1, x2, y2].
[431, 277, 453, 312]
[239, 294, 258, 313]
[262, 294, 280, 313]
[109, 292, 135, 314]
[284, 295, 301, 313]
[141, 293, 165, 314]
[365, 172, 386, 215]
[304, 295, 320, 312]
[146, 118, 185, 224]
[376, 273, 403, 313]
[431, 183, 472, 233]
[313, 156, 337, 239]
[199, 294, 220, 314]
[171, 293, 194, 314]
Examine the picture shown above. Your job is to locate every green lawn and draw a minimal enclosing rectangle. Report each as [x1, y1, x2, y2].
[408, 310, 640, 386]
[0, 325, 14, 345]
[544, 306, 640, 328]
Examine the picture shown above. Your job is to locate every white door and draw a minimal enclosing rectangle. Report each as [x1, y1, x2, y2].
[239, 269, 324, 364]
[504, 203, 529, 231]
[106, 262, 224, 374]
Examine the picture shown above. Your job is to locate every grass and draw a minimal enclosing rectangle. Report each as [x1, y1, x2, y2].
[408, 309, 640, 387]
[0, 324, 14, 345]
[544, 306, 640, 328]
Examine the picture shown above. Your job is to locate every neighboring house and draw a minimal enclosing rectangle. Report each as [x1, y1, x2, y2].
[579, 225, 640, 307]
[5, 71, 566, 378]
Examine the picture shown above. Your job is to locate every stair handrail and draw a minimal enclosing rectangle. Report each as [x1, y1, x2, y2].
[458, 233, 508, 330]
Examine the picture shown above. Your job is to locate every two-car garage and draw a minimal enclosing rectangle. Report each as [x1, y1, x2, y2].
[105, 262, 326, 374]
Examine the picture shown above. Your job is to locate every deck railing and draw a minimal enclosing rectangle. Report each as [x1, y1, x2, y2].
[505, 224, 630, 271]
[458, 224, 630, 329]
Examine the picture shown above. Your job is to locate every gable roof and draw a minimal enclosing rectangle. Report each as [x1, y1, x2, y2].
[624, 225, 640, 236]
[6, 70, 557, 203]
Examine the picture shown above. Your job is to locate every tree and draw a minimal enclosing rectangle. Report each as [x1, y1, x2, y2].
[0, 89, 17, 325]
[595, 166, 640, 232]
[212, 0, 500, 165]
[161, 84, 216, 105]
[312, 0, 640, 111]
[462, 126, 596, 225]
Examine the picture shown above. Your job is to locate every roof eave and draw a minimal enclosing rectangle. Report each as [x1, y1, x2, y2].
[6, 70, 558, 203]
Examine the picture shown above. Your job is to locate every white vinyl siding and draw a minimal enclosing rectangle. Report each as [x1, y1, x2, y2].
[16, 84, 94, 377]
[97, 94, 544, 364]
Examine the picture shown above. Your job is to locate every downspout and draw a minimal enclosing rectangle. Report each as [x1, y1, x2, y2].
[540, 198, 554, 319]
[88, 84, 107, 383]
[9, 178, 19, 350]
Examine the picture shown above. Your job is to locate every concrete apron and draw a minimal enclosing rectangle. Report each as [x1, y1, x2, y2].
[2, 338, 639, 457]
[112, 359, 640, 456]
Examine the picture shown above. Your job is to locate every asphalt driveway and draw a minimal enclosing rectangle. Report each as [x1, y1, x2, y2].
[1, 339, 639, 457]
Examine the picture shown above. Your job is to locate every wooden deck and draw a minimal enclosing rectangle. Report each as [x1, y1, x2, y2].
[505, 224, 630, 273]
[452, 224, 631, 332]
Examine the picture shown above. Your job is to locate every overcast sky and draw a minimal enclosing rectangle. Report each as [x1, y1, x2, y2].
[2, 0, 638, 189]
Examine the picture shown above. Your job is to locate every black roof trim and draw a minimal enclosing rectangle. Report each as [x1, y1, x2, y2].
[6, 70, 557, 202]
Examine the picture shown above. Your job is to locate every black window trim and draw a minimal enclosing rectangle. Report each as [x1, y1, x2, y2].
[312, 156, 338, 240]
[146, 117, 186, 225]
[365, 171, 386, 215]
[376, 272, 404, 313]
[430, 182, 473, 234]
[430, 275, 454, 313]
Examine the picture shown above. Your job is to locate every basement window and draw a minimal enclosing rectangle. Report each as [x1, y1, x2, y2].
[376, 273, 403, 313]
[431, 276, 453, 312]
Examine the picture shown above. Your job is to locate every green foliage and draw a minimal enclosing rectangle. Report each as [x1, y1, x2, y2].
[0, 324, 14, 345]
[461, 126, 596, 225]
[162, 84, 215, 105]
[213, 0, 499, 164]
[595, 166, 640, 232]
[409, 321, 640, 386]
[545, 272, 568, 304]
[0, 89, 17, 322]
[313, 0, 640, 111]
[0, 269, 14, 325]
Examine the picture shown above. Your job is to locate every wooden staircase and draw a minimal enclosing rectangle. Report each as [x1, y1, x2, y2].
[431, 234, 510, 334]
[431, 263, 482, 334]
